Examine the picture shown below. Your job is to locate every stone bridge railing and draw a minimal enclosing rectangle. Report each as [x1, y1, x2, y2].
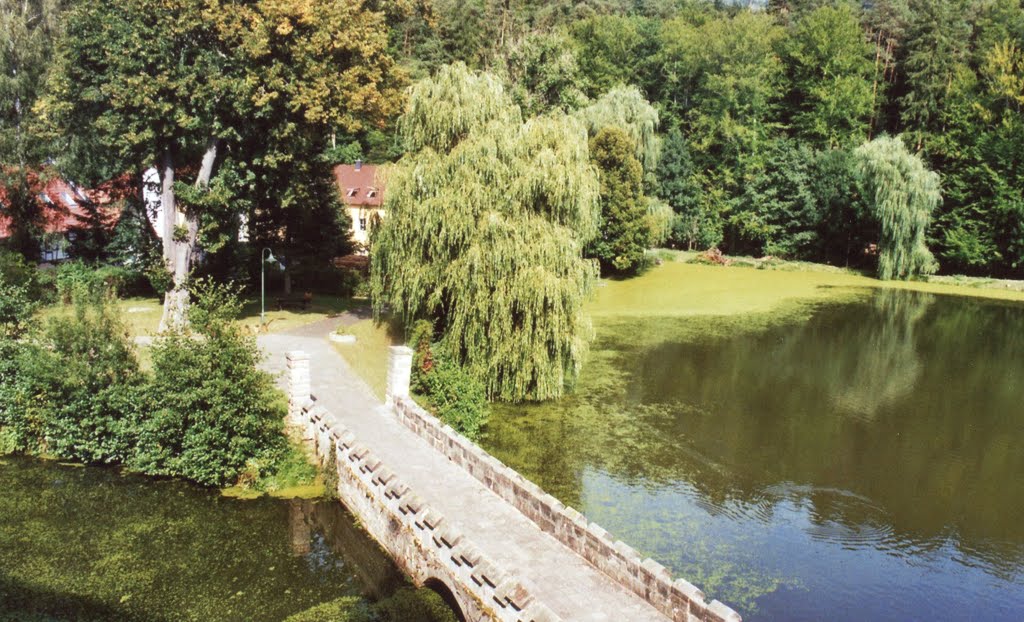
[287, 347, 740, 622]
[384, 347, 739, 622]
[288, 350, 560, 622]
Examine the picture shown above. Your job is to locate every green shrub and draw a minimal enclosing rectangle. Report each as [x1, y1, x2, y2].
[0, 279, 37, 339]
[133, 283, 286, 485]
[0, 338, 43, 454]
[186, 277, 244, 337]
[36, 299, 143, 463]
[53, 261, 150, 303]
[283, 596, 373, 622]
[0, 249, 47, 301]
[372, 587, 459, 622]
[424, 352, 488, 440]
[0, 283, 288, 487]
[0, 297, 143, 462]
[407, 324, 489, 440]
[408, 319, 434, 393]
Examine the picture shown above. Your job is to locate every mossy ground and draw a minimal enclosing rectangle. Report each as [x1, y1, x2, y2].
[595, 256, 1024, 321]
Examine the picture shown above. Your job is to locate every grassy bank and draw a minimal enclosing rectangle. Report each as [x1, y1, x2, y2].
[39, 294, 363, 339]
[332, 319, 402, 401]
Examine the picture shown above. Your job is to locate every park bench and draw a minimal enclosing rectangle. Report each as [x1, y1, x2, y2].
[275, 292, 313, 311]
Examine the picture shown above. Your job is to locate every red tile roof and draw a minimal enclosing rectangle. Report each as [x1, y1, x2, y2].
[0, 172, 129, 239]
[333, 163, 383, 208]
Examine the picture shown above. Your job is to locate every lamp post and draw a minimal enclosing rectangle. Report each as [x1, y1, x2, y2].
[261, 248, 277, 326]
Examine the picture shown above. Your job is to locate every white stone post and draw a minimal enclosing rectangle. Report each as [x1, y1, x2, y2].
[286, 350, 311, 425]
[386, 346, 414, 405]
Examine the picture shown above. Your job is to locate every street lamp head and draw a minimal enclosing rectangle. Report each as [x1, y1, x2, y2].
[263, 248, 277, 264]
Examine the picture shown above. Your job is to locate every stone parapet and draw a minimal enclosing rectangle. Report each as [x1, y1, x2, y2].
[296, 397, 560, 622]
[392, 397, 741, 622]
[285, 350, 311, 425]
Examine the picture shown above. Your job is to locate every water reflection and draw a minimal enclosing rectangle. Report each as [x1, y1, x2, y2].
[484, 289, 1024, 620]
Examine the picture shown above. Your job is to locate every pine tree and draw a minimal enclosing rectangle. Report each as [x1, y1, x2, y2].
[576, 86, 661, 183]
[587, 126, 650, 273]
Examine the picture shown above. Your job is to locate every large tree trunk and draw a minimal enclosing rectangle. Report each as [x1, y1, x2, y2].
[158, 138, 220, 332]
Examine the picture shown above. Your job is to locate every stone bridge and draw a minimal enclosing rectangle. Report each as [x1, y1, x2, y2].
[266, 321, 740, 622]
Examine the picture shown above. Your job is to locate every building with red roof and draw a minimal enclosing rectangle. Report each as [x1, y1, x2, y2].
[333, 160, 384, 252]
[0, 172, 128, 262]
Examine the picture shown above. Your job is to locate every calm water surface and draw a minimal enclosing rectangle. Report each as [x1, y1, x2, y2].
[484, 288, 1024, 621]
[0, 456, 446, 621]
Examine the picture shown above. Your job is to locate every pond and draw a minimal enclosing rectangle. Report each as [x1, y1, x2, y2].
[483, 288, 1024, 621]
[0, 456, 454, 622]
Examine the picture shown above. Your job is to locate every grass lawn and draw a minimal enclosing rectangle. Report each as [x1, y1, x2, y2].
[331, 319, 402, 401]
[39, 293, 364, 338]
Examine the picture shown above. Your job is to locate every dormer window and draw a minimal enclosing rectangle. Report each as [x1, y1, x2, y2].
[367, 188, 377, 198]
[347, 188, 358, 198]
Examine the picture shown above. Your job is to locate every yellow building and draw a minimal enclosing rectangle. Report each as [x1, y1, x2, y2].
[333, 160, 383, 253]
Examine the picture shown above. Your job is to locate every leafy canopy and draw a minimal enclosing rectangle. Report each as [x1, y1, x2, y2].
[372, 63, 600, 402]
[856, 135, 941, 280]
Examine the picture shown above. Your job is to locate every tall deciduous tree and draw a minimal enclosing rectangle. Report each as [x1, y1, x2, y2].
[371, 63, 600, 402]
[42, 0, 401, 328]
[900, 0, 972, 151]
[855, 135, 940, 280]
[785, 4, 874, 148]
[587, 126, 650, 273]
[0, 0, 63, 259]
[570, 14, 643, 98]
[499, 30, 588, 116]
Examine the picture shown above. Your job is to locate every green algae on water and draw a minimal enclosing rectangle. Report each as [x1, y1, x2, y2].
[0, 456, 413, 622]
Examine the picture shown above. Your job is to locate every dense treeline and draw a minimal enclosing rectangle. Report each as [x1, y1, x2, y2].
[378, 0, 1024, 277]
[4, 0, 1021, 282]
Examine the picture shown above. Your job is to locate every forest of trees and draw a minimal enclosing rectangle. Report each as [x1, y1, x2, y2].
[370, 0, 1024, 277]
[3, 0, 1023, 281]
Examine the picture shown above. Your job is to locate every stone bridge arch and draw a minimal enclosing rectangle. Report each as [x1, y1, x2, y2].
[423, 577, 468, 622]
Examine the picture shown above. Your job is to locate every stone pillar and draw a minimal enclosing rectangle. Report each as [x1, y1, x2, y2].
[286, 350, 311, 424]
[386, 346, 414, 405]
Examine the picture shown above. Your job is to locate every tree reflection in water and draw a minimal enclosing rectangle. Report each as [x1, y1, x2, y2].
[484, 289, 1024, 619]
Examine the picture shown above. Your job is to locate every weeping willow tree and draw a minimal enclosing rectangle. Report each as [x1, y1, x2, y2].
[855, 136, 941, 280]
[576, 86, 661, 180]
[371, 63, 600, 402]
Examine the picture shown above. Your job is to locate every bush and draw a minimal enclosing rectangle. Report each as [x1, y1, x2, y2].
[372, 587, 459, 622]
[423, 352, 488, 440]
[283, 596, 373, 622]
[1, 281, 288, 491]
[0, 338, 43, 454]
[0, 279, 37, 339]
[408, 319, 435, 393]
[406, 325, 489, 439]
[53, 261, 152, 303]
[0, 249, 46, 301]
[0, 296, 143, 462]
[133, 282, 286, 485]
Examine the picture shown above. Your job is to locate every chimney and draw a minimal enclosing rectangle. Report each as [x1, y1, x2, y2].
[355, 159, 362, 171]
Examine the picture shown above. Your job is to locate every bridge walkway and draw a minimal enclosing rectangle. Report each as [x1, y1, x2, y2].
[259, 316, 671, 622]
